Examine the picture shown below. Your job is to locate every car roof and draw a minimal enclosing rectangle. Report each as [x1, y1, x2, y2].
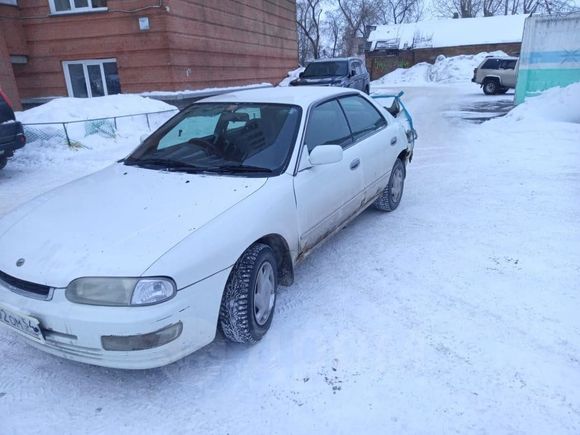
[485, 55, 518, 60]
[200, 86, 360, 108]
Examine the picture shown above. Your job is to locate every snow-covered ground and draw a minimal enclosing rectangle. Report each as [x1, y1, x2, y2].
[1, 82, 579, 434]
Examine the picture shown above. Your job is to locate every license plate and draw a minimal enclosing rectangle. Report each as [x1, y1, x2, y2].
[0, 304, 45, 343]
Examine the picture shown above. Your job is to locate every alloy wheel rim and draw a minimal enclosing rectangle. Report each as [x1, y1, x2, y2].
[390, 166, 404, 203]
[254, 261, 276, 326]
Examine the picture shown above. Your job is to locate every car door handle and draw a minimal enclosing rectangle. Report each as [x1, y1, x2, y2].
[350, 158, 360, 170]
[390, 137, 397, 145]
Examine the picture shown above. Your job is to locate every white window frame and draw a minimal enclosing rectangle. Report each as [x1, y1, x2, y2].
[63, 59, 118, 98]
[48, 0, 107, 15]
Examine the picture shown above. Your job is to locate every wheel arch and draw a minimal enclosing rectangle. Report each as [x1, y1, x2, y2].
[254, 234, 294, 286]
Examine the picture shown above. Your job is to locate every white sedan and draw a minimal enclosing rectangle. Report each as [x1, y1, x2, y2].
[0, 87, 415, 369]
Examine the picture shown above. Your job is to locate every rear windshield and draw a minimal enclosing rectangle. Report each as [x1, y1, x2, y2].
[303, 61, 348, 78]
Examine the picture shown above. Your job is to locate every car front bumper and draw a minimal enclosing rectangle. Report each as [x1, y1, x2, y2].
[0, 268, 230, 369]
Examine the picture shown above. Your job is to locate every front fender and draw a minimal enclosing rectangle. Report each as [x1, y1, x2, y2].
[143, 175, 299, 289]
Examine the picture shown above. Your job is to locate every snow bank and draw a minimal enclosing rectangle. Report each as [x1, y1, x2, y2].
[372, 51, 507, 86]
[278, 67, 305, 87]
[495, 82, 580, 125]
[10, 95, 178, 170]
[16, 94, 176, 124]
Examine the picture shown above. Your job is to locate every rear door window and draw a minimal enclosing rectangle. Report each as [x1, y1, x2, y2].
[500, 60, 517, 70]
[338, 95, 387, 141]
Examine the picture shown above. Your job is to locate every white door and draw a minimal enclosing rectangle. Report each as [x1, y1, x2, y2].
[337, 95, 399, 201]
[293, 99, 364, 253]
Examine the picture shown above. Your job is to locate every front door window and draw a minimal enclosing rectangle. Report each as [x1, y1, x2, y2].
[63, 59, 121, 98]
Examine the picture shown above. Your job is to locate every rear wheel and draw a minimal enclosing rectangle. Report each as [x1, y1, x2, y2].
[483, 79, 499, 95]
[0, 157, 7, 170]
[219, 243, 278, 343]
[373, 158, 405, 212]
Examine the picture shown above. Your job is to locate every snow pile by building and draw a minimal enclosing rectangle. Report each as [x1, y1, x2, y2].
[16, 94, 176, 124]
[368, 14, 527, 51]
[278, 67, 305, 86]
[494, 82, 580, 125]
[372, 51, 507, 86]
[10, 95, 178, 171]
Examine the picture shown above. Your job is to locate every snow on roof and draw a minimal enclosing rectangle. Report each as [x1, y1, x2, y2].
[368, 14, 529, 50]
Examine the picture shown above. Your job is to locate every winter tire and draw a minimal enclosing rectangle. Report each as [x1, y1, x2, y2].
[219, 243, 278, 343]
[483, 79, 498, 95]
[373, 158, 405, 212]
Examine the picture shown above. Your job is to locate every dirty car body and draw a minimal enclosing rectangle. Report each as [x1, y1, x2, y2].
[0, 87, 414, 369]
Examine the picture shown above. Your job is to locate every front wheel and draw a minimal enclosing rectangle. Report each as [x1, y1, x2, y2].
[373, 158, 405, 212]
[219, 243, 278, 343]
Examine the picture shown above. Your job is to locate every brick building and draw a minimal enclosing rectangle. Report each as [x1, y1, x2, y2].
[0, 0, 298, 109]
[365, 14, 527, 81]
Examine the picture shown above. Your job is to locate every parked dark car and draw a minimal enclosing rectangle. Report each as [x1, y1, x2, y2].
[0, 89, 26, 170]
[290, 58, 370, 94]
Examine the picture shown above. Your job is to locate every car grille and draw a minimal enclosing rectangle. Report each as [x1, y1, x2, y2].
[0, 270, 52, 300]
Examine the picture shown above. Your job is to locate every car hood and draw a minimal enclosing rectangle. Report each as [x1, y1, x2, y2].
[0, 164, 267, 287]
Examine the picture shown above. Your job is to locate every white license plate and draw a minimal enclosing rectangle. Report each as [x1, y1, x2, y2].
[0, 304, 45, 343]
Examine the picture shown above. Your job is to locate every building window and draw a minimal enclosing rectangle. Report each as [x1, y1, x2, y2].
[49, 0, 107, 14]
[63, 59, 121, 98]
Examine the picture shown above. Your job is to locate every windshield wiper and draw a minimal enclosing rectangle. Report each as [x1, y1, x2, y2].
[203, 164, 273, 174]
[124, 157, 201, 172]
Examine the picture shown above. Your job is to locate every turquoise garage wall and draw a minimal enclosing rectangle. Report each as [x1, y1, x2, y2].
[515, 14, 580, 105]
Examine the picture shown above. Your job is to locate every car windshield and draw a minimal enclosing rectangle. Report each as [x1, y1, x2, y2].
[303, 61, 348, 78]
[126, 103, 302, 176]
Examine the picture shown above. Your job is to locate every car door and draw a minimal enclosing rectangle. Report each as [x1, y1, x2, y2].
[338, 95, 401, 201]
[293, 98, 364, 253]
[500, 59, 517, 88]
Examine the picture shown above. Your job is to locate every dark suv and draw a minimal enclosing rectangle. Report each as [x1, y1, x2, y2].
[0, 89, 26, 170]
[290, 57, 370, 94]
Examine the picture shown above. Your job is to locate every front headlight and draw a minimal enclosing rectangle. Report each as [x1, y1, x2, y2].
[66, 277, 176, 306]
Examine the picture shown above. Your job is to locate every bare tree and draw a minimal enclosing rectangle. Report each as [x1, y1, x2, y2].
[324, 10, 347, 57]
[483, 0, 503, 15]
[296, 0, 324, 64]
[382, 0, 425, 24]
[337, 0, 384, 55]
[433, 0, 482, 17]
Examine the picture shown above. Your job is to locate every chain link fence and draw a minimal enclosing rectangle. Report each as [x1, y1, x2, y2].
[22, 109, 179, 149]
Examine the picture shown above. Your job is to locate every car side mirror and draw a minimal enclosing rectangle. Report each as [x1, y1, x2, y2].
[309, 145, 343, 166]
[299, 72, 304, 78]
